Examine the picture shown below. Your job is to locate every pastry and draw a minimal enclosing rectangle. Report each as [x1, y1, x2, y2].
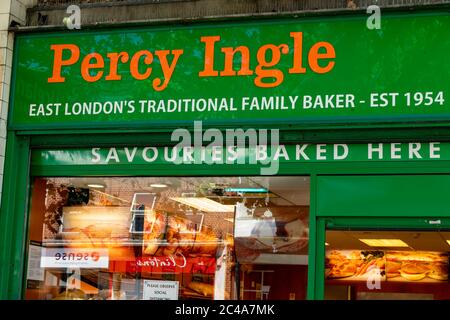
[53, 289, 86, 300]
[191, 228, 217, 256]
[188, 281, 214, 297]
[400, 262, 430, 281]
[386, 260, 402, 278]
[143, 210, 166, 255]
[427, 263, 448, 281]
[327, 261, 357, 278]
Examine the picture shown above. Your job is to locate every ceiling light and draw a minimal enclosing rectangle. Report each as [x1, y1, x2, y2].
[87, 184, 105, 188]
[359, 239, 409, 247]
[150, 184, 168, 188]
[170, 197, 235, 213]
[325, 242, 330, 246]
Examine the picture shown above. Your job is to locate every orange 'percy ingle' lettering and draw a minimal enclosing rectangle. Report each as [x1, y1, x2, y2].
[48, 44, 80, 83]
[199, 32, 336, 88]
[48, 32, 335, 90]
[47, 44, 184, 91]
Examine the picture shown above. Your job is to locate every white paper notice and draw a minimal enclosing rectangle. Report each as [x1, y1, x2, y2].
[142, 280, 179, 300]
[27, 245, 45, 281]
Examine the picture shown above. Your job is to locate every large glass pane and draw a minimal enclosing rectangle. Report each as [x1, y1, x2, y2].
[325, 230, 450, 300]
[25, 176, 309, 300]
[235, 176, 310, 300]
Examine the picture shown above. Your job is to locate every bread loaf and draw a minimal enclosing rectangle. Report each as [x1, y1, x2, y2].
[188, 281, 214, 297]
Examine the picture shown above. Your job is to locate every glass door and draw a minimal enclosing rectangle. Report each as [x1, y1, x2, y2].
[324, 228, 450, 300]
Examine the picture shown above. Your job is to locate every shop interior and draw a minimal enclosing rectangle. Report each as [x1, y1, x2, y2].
[25, 176, 310, 300]
[325, 230, 450, 300]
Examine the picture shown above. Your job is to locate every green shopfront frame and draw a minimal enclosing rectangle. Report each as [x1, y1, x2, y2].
[1, 8, 450, 300]
[5, 130, 450, 299]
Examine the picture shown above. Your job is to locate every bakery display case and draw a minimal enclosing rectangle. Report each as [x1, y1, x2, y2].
[24, 176, 310, 300]
[324, 230, 450, 300]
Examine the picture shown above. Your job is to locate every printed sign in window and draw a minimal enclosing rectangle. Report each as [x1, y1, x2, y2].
[27, 244, 45, 281]
[40, 248, 109, 269]
[142, 280, 179, 300]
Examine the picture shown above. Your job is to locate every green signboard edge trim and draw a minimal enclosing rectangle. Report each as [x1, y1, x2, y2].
[10, 115, 450, 132]
[15, 124, 450, 141]
[29, 161, 450, 177]
[8, 8, 450, 132]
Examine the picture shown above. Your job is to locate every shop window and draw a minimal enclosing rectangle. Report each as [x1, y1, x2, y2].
[325, 230, 450, 300]
[25, 176, 310, 300]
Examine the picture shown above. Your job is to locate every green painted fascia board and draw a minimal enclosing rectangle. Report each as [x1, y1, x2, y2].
[317, 175, 450, 217]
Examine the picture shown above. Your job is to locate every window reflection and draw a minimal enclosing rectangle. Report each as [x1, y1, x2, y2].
[25, 176, 310, 300]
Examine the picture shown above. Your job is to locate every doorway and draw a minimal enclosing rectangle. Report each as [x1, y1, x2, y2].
[324, 228, 450, 300]
[315, 175, 450, 300]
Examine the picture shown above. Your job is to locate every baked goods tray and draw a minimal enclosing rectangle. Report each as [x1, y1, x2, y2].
[181, 288, 212, 300]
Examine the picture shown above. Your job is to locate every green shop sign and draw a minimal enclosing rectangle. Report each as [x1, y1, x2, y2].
[32, 142, 448, 168]
[11, 11, 450, 130]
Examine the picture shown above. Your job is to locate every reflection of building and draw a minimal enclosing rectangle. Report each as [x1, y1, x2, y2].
[25, 177, 310, 300]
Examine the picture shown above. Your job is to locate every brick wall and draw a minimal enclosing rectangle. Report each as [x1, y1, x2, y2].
[0, 0, 37, 208]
